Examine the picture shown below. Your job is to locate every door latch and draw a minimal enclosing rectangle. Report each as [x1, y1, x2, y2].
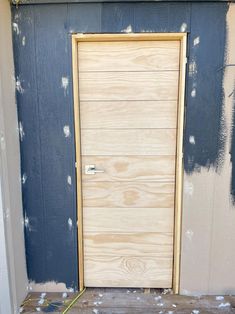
[85, 164, 105, 175]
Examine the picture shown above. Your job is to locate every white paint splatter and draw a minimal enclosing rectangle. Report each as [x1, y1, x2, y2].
[3, 208, 10, 221]
[0, 133, 5, 151]
[192, 310, 200, 314]
[122, 25, 132, 33]
[36, 307, 41, 312]
[216, 296, 224, 301]
[194, 36, 200, 46]
[67, 175, 72, 185]
[63, 125, 70, 138]
[172, 304, 177, 308]
[38, 298, 45, 305]
[189, 60, 197, 77]
[22, 173, 27, 184]
[40, 293, 46, 299]
[218, 302, 230, 308]
[61, 77, 69, 96]
[168, 311, 174, 314]
[94, 301, 102, 306]
[19, 121, 25, 141]
[68, 287, 74, 292]
[62, 292, 68, 298]
[184, 181, 194, 196]
[185, 229, 194, 241]
[12, 22, 20, 35]
[16, 77, 24, 94]
[189, 135, 196, 145]
[19, 307, 24, 313]
[162, 288, 172, 295]
[68, 218, 73, 230]
[157, 303, 164, 307]
[180, 23, 187, 32]
[155, 296, 162, 301]
[24, 214, 29, 228]
[22, 36, 26, 46]
[191, 88, 196, 98]
[98, 294, 103, 298]
[27, 285, 33, 291]
[93, 309, 99, 314]
[136, 297, 140, 300]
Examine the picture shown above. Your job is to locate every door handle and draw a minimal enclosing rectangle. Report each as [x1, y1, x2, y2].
[85, 164, 105, 175]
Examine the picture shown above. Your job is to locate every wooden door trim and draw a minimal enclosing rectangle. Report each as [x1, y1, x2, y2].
[72, 33, 187, 293]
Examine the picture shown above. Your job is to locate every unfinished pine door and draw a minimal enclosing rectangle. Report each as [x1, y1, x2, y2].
[78, 37, 181, 288]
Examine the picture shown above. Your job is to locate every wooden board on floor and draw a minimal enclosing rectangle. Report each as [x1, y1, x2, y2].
[20, 290, 235, 314]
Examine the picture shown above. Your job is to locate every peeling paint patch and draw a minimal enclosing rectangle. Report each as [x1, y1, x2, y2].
[191, 88, 196, 98]
[19, 121, 25, 141]
[28, 281, 71, 292]
[63, 125, 70, 138]
[16, 77, 24, 94]
[68, 218, 73, 230]
[12, 22, 20, 35]
[22, 36, 26, 46]
[22, 173, 27, 184]
[122, 25, 132, 33]
[61, 76, 69, 96]
[24, 213, 29, 229]
[180, 22, 187, 32]
[67, 175, 72, 185]
[189, 60, 197, 78]
[193, 36, 200, 46]
[189, 136, 196, 145]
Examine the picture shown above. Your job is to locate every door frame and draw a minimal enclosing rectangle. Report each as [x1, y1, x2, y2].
[72, 33, 187, 294]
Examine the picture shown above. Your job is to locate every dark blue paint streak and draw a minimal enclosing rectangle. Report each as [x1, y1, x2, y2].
[230, 93, 235, 204]
[184, 3, 228, 173]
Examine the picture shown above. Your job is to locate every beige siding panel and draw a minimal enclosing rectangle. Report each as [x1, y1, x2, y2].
[82, 182, 175, 208]
[78, 40, 180, 72]
[84, 232, 173, 257]
[81, 129, 177, 156]
[83, 207, 174, 233]
[84, 256, 172, 287]
[82, 156, 176, 182]
[80, 101, 177, 129]
[79, 71, 179, 101]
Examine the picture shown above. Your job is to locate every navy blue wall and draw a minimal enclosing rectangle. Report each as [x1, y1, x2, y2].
[12, 2, 228, 290]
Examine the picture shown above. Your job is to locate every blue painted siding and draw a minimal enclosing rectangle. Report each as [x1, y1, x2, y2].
[11, 2, 228, 289]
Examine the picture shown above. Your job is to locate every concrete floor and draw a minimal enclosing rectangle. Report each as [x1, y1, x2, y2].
[20, 288, 235, 313]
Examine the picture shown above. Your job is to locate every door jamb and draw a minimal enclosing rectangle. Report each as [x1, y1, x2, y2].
[72, 33, 187, 294]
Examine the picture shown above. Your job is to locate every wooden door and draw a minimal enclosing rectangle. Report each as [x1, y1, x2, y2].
[76, 36, 183, 288]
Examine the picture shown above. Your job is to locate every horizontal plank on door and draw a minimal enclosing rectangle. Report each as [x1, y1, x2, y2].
[84, 255, 172, 288]
[78, 41, 180, 72]
[80, 100, 178, 129]
[81, 129, 177, 156]
[82, 181, 175, 208]
[83, 207, 174, 233]
[79, 71, 179, 101]
[82, 156, 176, 182]
[84, 232, 173, 257]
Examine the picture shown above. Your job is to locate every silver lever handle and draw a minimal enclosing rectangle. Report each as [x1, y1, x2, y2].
[85, 164, 104, 175]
